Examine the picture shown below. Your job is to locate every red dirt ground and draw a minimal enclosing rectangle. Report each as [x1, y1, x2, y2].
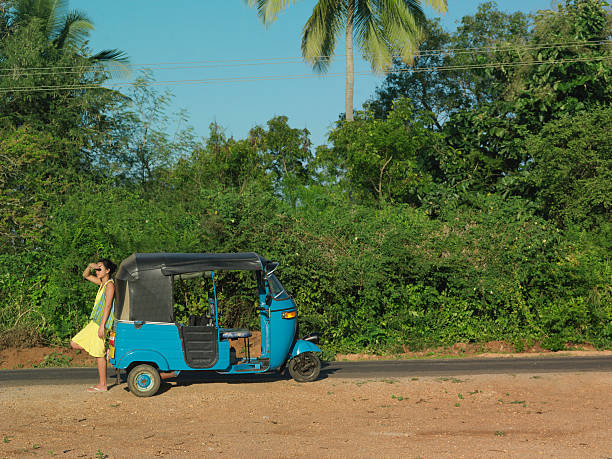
[1, 372, 610, 457]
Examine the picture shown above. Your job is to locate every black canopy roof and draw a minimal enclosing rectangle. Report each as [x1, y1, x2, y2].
[114, 252, 273, 322]
[116, 252, 272, 281]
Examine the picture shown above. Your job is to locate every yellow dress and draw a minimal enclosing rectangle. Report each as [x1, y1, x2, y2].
[71, 280, 114, 358]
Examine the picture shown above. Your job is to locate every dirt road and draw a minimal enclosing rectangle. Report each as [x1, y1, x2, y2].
[1, 372, 610, 458]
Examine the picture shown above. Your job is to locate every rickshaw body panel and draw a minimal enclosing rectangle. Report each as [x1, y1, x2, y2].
[110, 321, 231, 372]
[267, 300, 298, 369]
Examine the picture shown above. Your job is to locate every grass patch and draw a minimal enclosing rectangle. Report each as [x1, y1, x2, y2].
[510, 400, 527, 407]
[32, 351, 73, 368]
[436, 377, 465, 383]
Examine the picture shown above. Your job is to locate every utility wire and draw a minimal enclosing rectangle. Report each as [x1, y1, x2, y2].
[415, 39, 610, 58]
[1, 55, 609, 94]
[0, 39, 609, 77]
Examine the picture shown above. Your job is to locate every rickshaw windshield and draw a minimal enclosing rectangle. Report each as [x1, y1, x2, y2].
[267, 273, 286, 298]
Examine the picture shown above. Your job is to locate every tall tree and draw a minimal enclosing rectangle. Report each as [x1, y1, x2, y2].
[0, 0, 130, 249]
[316, 99, 440, 206]
[7, 0, 126, 66]
[442, 0, 612, 193]
[247, 0, 447, 121]
[363, 18, 457, 127]
[106, 70, 197, 188]
[249, 115, 312, 206]
[365, 3, 530, 124]
[0, 0, 129, 160]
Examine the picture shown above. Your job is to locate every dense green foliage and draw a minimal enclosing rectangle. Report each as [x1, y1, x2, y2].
[1, 0, 610, 353]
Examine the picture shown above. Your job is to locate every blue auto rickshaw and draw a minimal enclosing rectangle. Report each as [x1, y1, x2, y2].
[108, 252, 321, 397]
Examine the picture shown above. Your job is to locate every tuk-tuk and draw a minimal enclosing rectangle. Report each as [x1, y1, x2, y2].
[109, 252, 321, 397]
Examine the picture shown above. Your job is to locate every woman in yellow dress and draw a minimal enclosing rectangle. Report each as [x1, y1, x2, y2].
[70, 258, 116, 392]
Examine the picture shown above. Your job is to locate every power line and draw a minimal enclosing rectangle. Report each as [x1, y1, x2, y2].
[416, 39, 610, 58]
[0, 58, 311, 78]
[0, 39, 609, 78]
[0, 55, 331, 74]
[1, 55, 609, 94]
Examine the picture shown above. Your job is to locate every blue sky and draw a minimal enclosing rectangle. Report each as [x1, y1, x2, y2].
[72, 1, 559, 147]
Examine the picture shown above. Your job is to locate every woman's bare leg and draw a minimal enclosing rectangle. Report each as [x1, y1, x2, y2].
[94, 357, 108, 390]
[69, 340, 84, 350]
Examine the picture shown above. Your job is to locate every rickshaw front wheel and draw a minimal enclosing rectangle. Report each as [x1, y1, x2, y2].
[288, 352, 321, 382]
[127, 364, 161, 397]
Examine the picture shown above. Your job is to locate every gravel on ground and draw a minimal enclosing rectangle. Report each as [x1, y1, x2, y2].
[1, 371, 610, 458]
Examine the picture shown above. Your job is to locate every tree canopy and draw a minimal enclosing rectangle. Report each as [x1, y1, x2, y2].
[1, 0, 610, 353]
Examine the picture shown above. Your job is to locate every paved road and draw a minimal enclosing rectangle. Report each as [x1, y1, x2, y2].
[1, 356, 611, 387]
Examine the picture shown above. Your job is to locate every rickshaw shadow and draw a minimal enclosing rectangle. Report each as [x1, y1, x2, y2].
[173, 361, 336, 386]
[116, 362, 337, 396]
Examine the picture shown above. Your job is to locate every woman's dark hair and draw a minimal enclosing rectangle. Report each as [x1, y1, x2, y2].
[98, 258, 117, 277]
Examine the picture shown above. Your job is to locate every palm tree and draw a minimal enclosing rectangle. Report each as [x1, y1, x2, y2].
[10, 0, 128, 73]
[247, 0, 447, 121]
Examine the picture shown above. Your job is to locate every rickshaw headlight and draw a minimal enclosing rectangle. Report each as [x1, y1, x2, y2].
[282, 311, 297, 319]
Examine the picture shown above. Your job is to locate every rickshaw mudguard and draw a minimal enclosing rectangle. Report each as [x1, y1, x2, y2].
[115, 349, 171, 371]
[289, 339, 321, 358]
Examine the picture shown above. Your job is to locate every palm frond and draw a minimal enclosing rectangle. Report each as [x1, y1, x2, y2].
[354, 0, 393, 73]
[379, 0, 426, 65]
[245, 0, 297, 25]
[301, 0, 345, 72]
[421, 0, 447, 14]
[48, 0, 69, 39]
[90, 49, 130, 78]
[52, 9, 93, 49]
[353, 0, 432, 72]
[90, 49, 128, 63]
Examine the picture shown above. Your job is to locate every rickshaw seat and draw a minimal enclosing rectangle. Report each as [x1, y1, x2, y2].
[219, 328, 252, 340]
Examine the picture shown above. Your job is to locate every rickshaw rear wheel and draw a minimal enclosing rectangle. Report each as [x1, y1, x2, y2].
[127, 364, 161, 397]
[288, 352, 321, 382]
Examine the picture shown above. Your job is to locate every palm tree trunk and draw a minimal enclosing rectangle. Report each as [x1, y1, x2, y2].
[345, 0, 354, 122]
